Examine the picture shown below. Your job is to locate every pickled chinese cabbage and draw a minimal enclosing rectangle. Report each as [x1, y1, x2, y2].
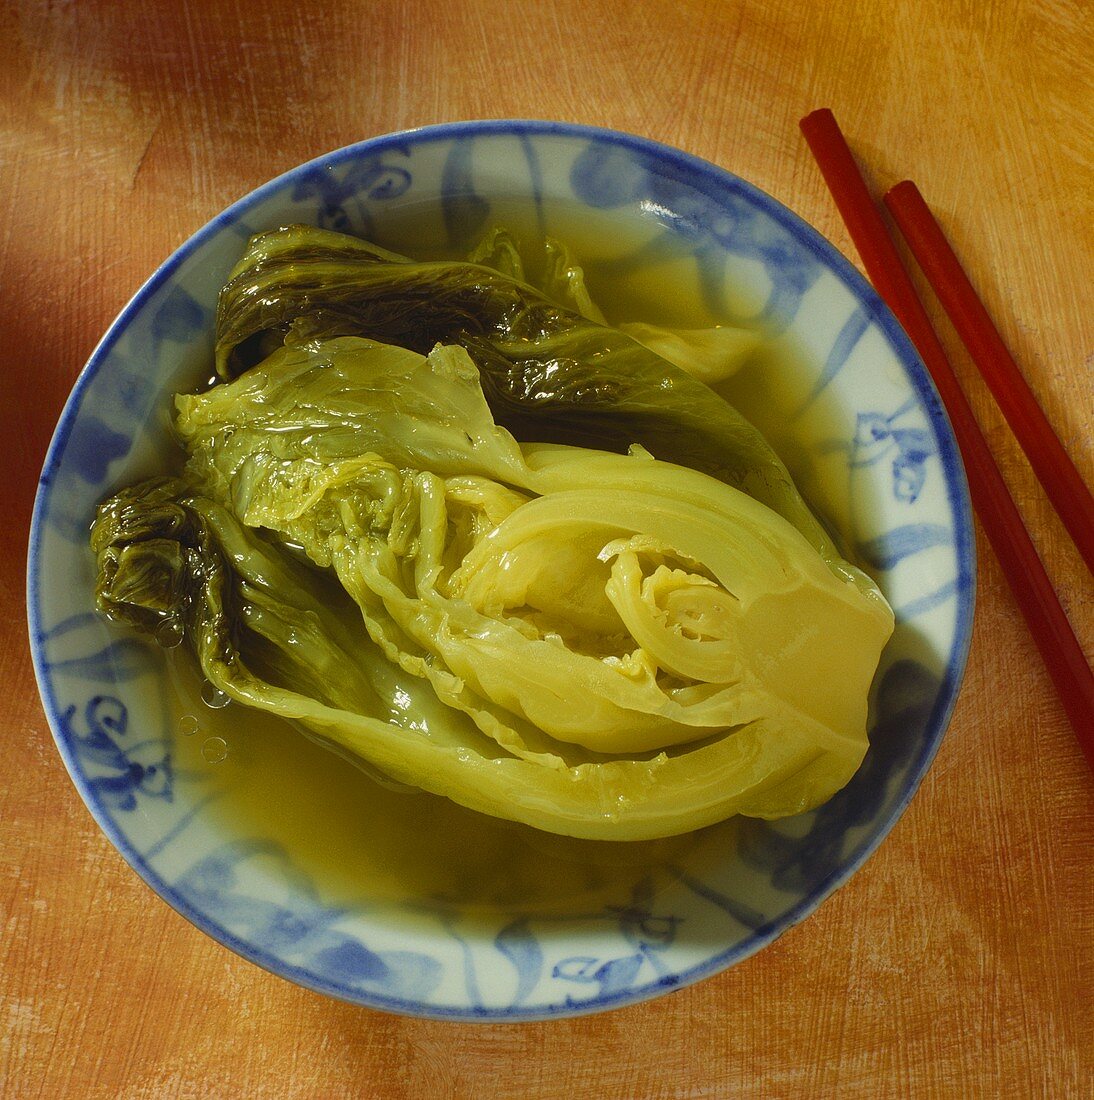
[214, 225, 858, 585]
[93, 328, 893, 840]
[467, 226, 761, 383]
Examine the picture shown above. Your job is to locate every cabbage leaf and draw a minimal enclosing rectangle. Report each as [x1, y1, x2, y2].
[214, 225, 852, 584]
[94, 336, 893, 840]
[467, 227, 760, 383]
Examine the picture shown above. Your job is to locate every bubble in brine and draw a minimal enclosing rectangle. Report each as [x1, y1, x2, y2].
[201, 736, 229, 764]
[178, 715, 199, 737]
[201, 683, 231, 709]
[155, 619, 184, 649]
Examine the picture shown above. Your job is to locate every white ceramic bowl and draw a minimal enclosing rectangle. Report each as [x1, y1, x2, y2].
[28, 121, 974, 1020]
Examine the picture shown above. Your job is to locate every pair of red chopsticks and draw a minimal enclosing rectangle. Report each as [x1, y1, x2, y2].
[799, 108, 1093, 770]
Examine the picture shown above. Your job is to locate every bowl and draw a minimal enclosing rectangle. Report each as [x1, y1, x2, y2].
[28, 120, 974, 1020]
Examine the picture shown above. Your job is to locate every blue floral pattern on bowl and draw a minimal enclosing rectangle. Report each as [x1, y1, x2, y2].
[27, 121, 975, 1021]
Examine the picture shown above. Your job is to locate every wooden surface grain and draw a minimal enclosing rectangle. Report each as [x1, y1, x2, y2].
[2, 1, 1091, 1096]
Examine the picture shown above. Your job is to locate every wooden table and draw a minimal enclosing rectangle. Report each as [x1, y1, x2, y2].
[2, 1, 1090, 1095]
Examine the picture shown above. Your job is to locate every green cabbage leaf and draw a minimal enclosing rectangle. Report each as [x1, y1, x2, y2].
[467, 226, 761, 384]
[214, 225, 854, 585]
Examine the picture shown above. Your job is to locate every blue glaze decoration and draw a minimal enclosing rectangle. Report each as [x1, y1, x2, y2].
[110, 351, 163, 416]
[585, 954, 645, 998]
[443, 916, 484, 1009]
[44, 637, 157, 684]
[143, 792, 222, 862]
[151, 286, 206, 348]
[41, 612, 99, 643]
[569, 141, 649, 207]
[896, 580, 961, 621]
[290, 149, 412, 236]
[60, 695, 173, 811]
[517, 133, 547, 238]
[229, 218, 260, 240]
[175, 841, 443, 1000]
[857, 523, 954, 571]
[669, 866, 768, 932]
[848, 406, 937, 504]
[312, 938, 390, 983]
[554, 953, 644, 1004]
[441, 135, 490, 249]
[610, 878, 680, 953]
[494, 919, 544, 1007]
[571, 139, 822, 328]
[40, 614, 160, 684]
[553, 955, 601, 982]
[796, 304, 871, 414]
[552, 878, 685, 1004]
[66, 415, 130, 485]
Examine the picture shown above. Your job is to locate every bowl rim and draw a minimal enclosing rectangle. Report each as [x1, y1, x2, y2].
[26, 118, 976, 1020]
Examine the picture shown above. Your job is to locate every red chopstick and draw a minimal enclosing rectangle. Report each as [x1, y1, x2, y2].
[884, 180, 1094, 575]
[799, 107, 1094, 768]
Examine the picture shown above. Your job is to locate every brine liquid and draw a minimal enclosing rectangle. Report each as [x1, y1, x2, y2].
[159, 208, 862, 916]
[165, 648, 699, 914]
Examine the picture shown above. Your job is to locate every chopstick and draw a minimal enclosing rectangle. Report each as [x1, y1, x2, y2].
[799, 107, 1094, 768]
[883, 180, 1094, 576]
